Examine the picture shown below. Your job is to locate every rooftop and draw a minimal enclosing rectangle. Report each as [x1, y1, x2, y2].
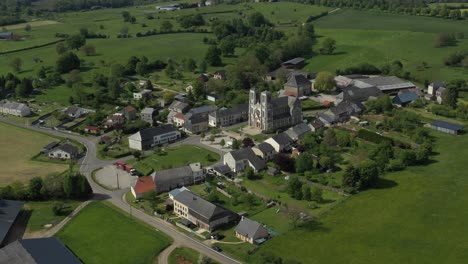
[0, 199, 23, 245]
[129, 125, 178, 141]
[132, 176, 155, 195]
[235, 217, 268, 239]
[174, 190, 229, 221]
[431, 120, 464, 131]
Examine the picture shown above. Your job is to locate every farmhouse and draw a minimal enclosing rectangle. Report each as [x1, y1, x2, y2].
[435, 87, 446, 104]
[282, 57, 305, 69]
[152, 163, 204, 193]
[318, 101, 364, 126]
[133, 89, 152, 100]
[235, 217, 269, 244]
[173, 190, 237, 231]
[208, 104, 248, 127]
[168, 100, 190, 114]
[41, 141, 59, 154]
[283, 74, 311, 97]
[103, 113, 125, 129]
[168, 186, 190, 200]
[264, 133, 293, 152]
[128, 125, 181, 150]
[285, 123, 312, 141]
[140, 107, 155, 125]
[335, 85, 382, 104]
[48, 144, 79, 160]
[392, 90, 419, 106]
[248, 89, 303, 132]
[131, 176, 156, 199]
[182, 105, 218, 134]
[0, 100, 31, 117]
[122, 106, 137, 120]
[430, 120, 464, 135]
[64, 106, 84, 118]
[0, 200, 23, 246]
[84, 125, 100, 134]
[427, 81, 446, 96]
[0, 237, 82, 263]
[252, 142, 276, 161]
[223, 147, 266, 173]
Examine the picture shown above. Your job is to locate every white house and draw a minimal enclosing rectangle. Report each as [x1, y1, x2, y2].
[128, 125, 181, 150]
[0, 101, 31, 117]
[64, 105, 85, 118]
[264, 133, 293, 153]
[223, 147, 266, 173]
[133, 90, 152, 100]
[48, 144, 79, 160]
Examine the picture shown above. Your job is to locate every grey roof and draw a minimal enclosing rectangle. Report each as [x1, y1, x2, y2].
[319, 101, 364, 124]
[285, 74, 310, 87]
[285, 123, 311, 140]
[282, 57, 305, 65]
[268, 68, 311, 80]
[254, 142, 275, 154]
[0, 200, 23, 245]
[431, 120, 464, 131]
[337, 85, 382, 102]
[43, 141, 59, 151]
[169, 101, 189, 111]
[235, 218, 268, 239]
[356, 76, 415, 91]
[131, 125, 178, 141]
[0, 238, 82, 264]
[210, 104, 248, 118]
[153, 166, 192, 184]
[393, 91, 419, 104]
[55, 144, 78, 155]
[271, 133, 293, 146]
[65, 106, 81, 116]
[169, 187, 190, 198]
[173, 190, 228, 221]
[0, 32, 12, 37]
[229, 147, 266, 171]
[185, 105, 217, 120]
[141, 107, 155, 115]
[213, 164, 232, 174]
[430, 81, 446, 89]
[0, 101, 30, 111]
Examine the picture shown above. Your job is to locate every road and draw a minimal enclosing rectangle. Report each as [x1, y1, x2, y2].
[0, 117, 240, 264]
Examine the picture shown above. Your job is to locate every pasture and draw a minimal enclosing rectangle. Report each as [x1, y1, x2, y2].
[56, 201, 172, 264]
[168, 247, 200, 264]
[0, 122, 68, 184]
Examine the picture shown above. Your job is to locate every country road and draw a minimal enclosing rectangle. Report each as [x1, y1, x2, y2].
[0, 117, 240, 264]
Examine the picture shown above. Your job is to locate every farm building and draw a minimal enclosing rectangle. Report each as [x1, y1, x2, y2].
[430, 120, 464, 135]
[392, 90, 419, 106]
[0, 200, 23, 246]
[0, 100, 31, 117]
[131, 176, 156, 199]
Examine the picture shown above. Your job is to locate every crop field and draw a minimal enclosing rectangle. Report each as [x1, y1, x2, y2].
[0, 122, 68, 184]
[308, 9, 468, 82]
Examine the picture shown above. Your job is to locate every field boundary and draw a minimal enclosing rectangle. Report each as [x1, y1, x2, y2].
[0, 39, 65, 55]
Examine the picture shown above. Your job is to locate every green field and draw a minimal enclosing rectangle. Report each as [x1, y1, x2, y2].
[168, 247, 200, 264]
[309, 9, 468, 82]
[23, 200, 82, 232]
[56, 201, 172, 264]
[235, 132, 468, 263]
[0, 122, 68, 184]
[127, 144, 220, 174]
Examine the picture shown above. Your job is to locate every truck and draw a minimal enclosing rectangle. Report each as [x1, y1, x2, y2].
[115, 161, 136, 174]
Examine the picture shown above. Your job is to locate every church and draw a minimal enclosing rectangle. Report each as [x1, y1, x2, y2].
[248, 89, 303, 132]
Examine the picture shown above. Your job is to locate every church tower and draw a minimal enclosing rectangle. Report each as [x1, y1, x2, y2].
[260, 91, 272, 131]
[248, 89, 258, 127]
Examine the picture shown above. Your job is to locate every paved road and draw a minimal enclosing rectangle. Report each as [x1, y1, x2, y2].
[0, 117, 240, 264]
[157, 243, 179, 264]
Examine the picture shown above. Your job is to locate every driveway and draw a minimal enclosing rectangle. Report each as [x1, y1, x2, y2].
[94, 165, 134, 190]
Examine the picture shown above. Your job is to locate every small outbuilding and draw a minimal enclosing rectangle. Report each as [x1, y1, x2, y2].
[430, 120, 464, 135]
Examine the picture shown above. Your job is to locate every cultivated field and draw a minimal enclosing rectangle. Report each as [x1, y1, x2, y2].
[56, 201, 172, 264]
[0, 122, 67, 184]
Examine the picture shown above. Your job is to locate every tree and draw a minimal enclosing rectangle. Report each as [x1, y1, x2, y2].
[80, 44, 96, 56]
[287, 177, 303, 198]
[275, 153, 295, 172]
[295, 153, 314, 174]
[11, 181, 26, 200]
[110, 63, 125, 78]
[242, 137, 254, 148]
[9, 57, 22, 73]
[244, 167, 255, 180]
[15, 78, 33, 97]
[160, 20, 173, 33]
[52, 202, 66, 216]
[28, 177, 43, 200]
[243, 193, 256, 209]
[443, 86, 458, 108]
[56, 52, 80, 73]
[314, 72, 336, 93]
[41, 173, 65, 198]
[204, 45, 222, 66]
[302, 23, 315, 39]
[133, 151, 142, 160]
[320, 38, 336, 55]
[107, 77, 122, 99]
[67, 69, 82, 87]
[323, 129, 337, 147]
[310, 187, 323, 202]
[56, 42, 67, 55]
[184, 58, 197, 72]
[285, 206, 302, 228]
[220, 139, 226, 147]
[198, 60, 207, 73]
[231, 139, 240, 149]
[66, 34, 86, 50]
[248, 12, 270, 27]
[302, 185, 312, 201]
[24, 24, 31, 31]
[434, 33, 455, 48]
[136, 61, 148, 76]
[122, 11, 131, 22]
[219, 38, 236, 57]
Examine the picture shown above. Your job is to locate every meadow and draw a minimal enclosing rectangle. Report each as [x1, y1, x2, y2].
[168, 247, 200, 264]
[309, 9, 468, 82]
[0, 122, 68, 184]
[56, 201, 172, 264]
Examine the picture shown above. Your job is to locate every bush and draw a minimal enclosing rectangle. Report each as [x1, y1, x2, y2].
[357, 129, 393, 145]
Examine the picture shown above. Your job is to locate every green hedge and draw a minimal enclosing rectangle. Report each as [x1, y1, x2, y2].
[357, 129, 393, 144]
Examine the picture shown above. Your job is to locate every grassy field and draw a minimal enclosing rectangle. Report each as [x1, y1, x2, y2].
[168, 247, 200, 264]
[127, 144, 220, 174]
[235, 131, 468, 264]
[23, 200, 82, 232]
[309, 9, 468, 82]
[56, 201, 172, 264]
[0, 122, 68, 184]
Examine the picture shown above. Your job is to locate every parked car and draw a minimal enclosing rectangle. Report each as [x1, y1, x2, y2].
[210, 233, 224, 240]
[212, 246, 222, 252]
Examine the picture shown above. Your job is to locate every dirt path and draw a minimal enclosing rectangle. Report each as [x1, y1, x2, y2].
[157, 243, 179, 264]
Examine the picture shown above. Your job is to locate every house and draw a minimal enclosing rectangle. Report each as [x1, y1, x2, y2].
[428, 81, 446, 96]
[430, 120, 464, 135]
[131, 176, 156, 198]
[123, 106, 137, 120]
[355, 76, 416, 94]
[235, 217, 269, 244]
[392, 90, 419, 106]
[128, 125, 181, 150]
[436, 87, 446, 104]
[48, 144, 79, 160]
[266, 68, 312, 82]
[318, 101, 364, 125]
[0, 200, 23, 246]
[84, 125, 100, 134]
[310, 118, 325, 132]
[168, 100, 190, 114]
[140, 107, 155, 125]
[211, 164, 232, 176]
[182, 105, 217, 134]
[0, 100, 31, 117]
[152, 163, 204, 193]
[173, 190, 237, 231]
[206, 94, 221, 102]
[205, 0, 216, 6]
[264, 133, 293, 153]
[252, 142, 276, 161]
[0, 237, 82, 264]
[335, 85, 382, 104]
[223, 147, 267, 173]
[0, 32, 13, 40]
[64, 106, 84, 118]
[41, 141, 59, 154]
[283, 74, 311, 97]
[133, 89, 152, 100]
[285, 123, 312, 141]
[172, 112, 187, 127]
[208, 104, 248, 127]
[103, 113, 125, 129]
[213, 70, 226, 80]
[282, 57, 305, 69]
[168, 186, 190, 200]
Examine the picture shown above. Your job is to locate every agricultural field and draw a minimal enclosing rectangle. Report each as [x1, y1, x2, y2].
[56, 201, 172, 264]
[168, 247, 200, 264]
[0, 122, 68, 184]
[309, 9, 468, 82]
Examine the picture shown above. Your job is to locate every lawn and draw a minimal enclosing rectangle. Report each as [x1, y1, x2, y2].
[235, 132, 468, 264]
[308, 9, 468, 82]
[56, 201, 172, 264]
[168, 247, 200, 264]
[23, 200, 82, 232]
[0, 122, 68, 184]
[127, 144, 220, 174]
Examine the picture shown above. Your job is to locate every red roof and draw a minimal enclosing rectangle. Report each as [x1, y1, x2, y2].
[174, 113, 185, 120]
[322, 100, 332, 106]
[86, 126, 99, 131]
[124, 105, 136, 112]
[284, 91, 297, 97]
[133, 176, 155, 194]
